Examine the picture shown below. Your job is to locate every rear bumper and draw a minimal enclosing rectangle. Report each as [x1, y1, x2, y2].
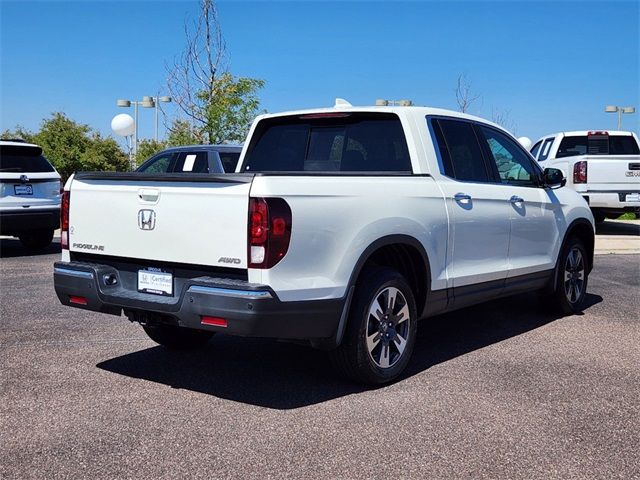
[583, 191, 640, 211]
[0, 208, 60, 235]
[53, 261, 344, 341]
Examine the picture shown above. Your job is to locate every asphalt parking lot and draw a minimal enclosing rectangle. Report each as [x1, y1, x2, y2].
[1, 230, 639, 479]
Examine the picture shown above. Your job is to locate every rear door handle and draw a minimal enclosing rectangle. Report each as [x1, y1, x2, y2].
[454, 193, 472, 202]
[510, 195, 524, 204]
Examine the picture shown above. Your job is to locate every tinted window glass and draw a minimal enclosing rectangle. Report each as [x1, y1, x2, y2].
[538, 138, 554, 161]
[479, 126, 538, 186]
[242, 113, 412, 173]
[436, 119, 489, 182]
[557, 135, 640, 158]
[219, 152, 241, 172]
[0, 145, 55, 173]
[430, 120, 455, 177]
[173, 151, 209, 173]
[137, 153, 174, 173]
[530, 140, 542, 159]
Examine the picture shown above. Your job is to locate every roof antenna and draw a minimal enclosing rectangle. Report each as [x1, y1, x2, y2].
[334, 98, 352, 108]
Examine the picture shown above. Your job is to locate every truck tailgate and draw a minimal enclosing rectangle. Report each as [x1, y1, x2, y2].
[69, 173, 252, 268]
[582, 155, 640, 187]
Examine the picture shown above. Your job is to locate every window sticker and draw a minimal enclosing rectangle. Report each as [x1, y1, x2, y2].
[183, 154, 197, 171]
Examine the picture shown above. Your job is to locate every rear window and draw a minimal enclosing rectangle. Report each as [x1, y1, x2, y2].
[556, 135, 640, 158]
[0, 145, 55, 173]
[242, 113, 412, 173]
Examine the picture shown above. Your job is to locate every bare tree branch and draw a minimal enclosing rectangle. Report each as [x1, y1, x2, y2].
[455, 74, 481, 113]
[491, 107, 518, 135]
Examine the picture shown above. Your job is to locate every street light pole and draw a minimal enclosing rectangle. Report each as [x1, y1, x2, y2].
[605, 105, 636, 130]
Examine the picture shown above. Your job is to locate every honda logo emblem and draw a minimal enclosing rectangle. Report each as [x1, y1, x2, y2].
[138, 209, 156, 230]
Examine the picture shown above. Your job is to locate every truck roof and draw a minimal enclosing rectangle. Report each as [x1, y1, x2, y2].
[548, 131, 636, 137]
[255, 105, 508, 133]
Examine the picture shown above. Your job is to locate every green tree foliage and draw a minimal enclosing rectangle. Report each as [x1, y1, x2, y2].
[135, 139, 167, 166]
[200, 73, 264, 144]
[1, 113, 128, 180]
[166, 119, 203, 146]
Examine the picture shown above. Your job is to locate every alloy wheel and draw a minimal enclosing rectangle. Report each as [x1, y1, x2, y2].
[365, 287, 411, 369]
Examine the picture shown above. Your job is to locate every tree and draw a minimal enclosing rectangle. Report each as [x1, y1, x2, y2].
[455, 74, 481, 113]
[491, 108, 518, 135]
[166, 0, 264, 143]
[166, 119, 203, 146]
[135, 139, 167, 166]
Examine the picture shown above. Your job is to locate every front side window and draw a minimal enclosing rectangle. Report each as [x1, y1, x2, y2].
[219, 152, 241, 172]
[434, 118, 489, 182]
[538, 138, 554, 161]
[242, 113, 412, 173]
[530, 140, 543, 159]
[138, 153, 174, 173]
[479, 126, 538, 186]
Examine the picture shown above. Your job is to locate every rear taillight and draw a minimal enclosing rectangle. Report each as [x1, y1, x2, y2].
[248, 197, 292, 269]
[573, 161, 588, 184]
[61, 190, 70, 249]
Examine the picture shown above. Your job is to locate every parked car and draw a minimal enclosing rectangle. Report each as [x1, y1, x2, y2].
[0, 140, 61, 248]
[53, 101, 595, 384]
[136, 144, 243, 174]
[530, 131, 640, 222]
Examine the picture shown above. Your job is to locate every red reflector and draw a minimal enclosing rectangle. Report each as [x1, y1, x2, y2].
[69, 295, 87, 305]
[272, 217, 286, 236]
[201, 316, 227, 327]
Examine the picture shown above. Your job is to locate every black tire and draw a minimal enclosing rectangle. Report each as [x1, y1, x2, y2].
[18, 229, 54, 249]
[329, 267, 417, 385]
[549, 236, 589, 314]
[143, 324, 214, 350]
[591, 209, 606, 224]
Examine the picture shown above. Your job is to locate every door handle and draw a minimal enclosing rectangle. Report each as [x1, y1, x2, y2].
[510, 195, 524, 204]
[138, 188, 160, 204]
[454, 193, 472, 202]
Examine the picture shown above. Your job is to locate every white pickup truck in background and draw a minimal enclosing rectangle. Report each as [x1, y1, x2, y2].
[529, 131, 640, 223]
[54, 102, 595, 384]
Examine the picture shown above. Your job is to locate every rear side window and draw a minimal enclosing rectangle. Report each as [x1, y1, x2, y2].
[219, 152, 241, 172]
[173, 151, 209, 173]
[242, 113, 412, 173]
[432, 118, 489, 182]
[557, 135, 640, 157]
[0, 145, 55, 173]
[538, 138, 554, 161]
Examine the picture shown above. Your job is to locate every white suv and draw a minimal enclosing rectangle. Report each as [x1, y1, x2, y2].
[0, 140, 61, 248]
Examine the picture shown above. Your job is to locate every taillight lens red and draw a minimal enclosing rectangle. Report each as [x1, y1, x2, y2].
[573, 161, 588, 184]
[248, 197, 292, 269]
[61, 190, 70, 249]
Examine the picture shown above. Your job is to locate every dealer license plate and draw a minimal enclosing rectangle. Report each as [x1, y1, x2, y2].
[625, 193, 640, 203]
[138, 269, 173, 296]
[14, 185, 33, 195]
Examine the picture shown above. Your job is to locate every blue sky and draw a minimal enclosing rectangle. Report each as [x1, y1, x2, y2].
[1, 0, 638, 144]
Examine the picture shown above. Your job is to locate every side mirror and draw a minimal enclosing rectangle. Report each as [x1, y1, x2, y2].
[542, 167, 566, 189]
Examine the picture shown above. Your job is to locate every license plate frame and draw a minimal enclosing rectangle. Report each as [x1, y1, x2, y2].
[137, 268, 173, 296]
[14, 184, 33, 196]
[625, 193, 640, 203]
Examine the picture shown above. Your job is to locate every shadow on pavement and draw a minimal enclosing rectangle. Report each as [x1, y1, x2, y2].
[596, 220, 639, 236]
[97, 292, 603, 410]
[0, 237, 61, 258]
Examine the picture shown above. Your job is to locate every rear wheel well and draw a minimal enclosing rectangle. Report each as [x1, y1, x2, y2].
[565, 221, 595, 272]
[360, 243, 428, 315]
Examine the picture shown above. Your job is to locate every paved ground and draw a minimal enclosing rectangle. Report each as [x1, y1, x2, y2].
[595, 219, 640, 254]
[1, 236, 639, 479]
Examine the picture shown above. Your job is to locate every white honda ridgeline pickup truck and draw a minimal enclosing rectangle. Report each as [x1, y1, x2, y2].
[54, 102, 595, 384]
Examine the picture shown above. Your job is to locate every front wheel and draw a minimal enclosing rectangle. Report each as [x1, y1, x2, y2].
[329, 267, 417, 385]
[143, 324, 214, 350]
[19, 229, 54, 249]
[550, 236, 589, 314]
